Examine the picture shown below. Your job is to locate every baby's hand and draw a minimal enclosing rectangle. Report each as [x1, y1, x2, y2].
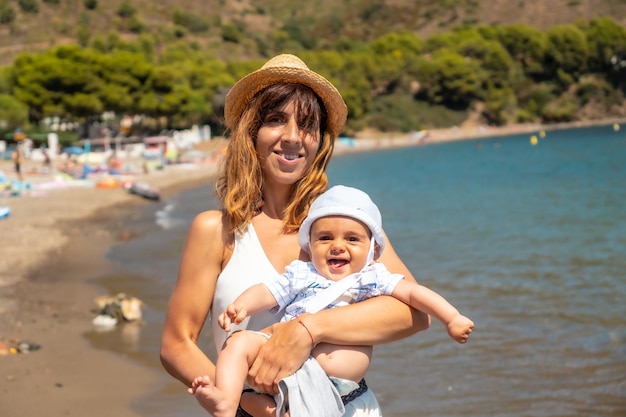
[447, 315, 474, 344]
[217, 303, 249, 332]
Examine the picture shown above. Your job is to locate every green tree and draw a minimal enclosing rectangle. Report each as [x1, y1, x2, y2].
[423, 26, 484, 53]
[579, 17, 626, 74]
[18, 0, 38, 13]
[305, 51, 372, 123]
[77, 24, 91, 47]
[116, 1, 136, 18]
[0, 94, 29, 128]
[367, 93, 425, 132]
[138, 65, 188, 126]
[172, 8, 210, 33]
[495, 24, 548, 79]
[368, 31, 424, 93]
[369, 31, 423, 56]
[281, 19, 316, 50]
[482, 85, 517, 125]
[417, 49, 481, 108]
[541, 94, 578, 122]
[83, 0, 97, 10]
[0, 3, 16, 24]
[221, 23, 241, 43]
[457, 37, 515, 91]
[544, 24, 589, 82]
[10, 49, 85, 121]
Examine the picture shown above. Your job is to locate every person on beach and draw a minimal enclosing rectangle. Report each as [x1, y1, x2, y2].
[189, 185, 474, 417]
[11, 144, 24, 182]
[160, 54, 430, 417]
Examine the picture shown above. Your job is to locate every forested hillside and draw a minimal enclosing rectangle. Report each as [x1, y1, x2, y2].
[1, 0, 626, 143]
[2, 0, 626, 65]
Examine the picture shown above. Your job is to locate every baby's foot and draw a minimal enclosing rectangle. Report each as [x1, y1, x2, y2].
[188, 375, 238, 417]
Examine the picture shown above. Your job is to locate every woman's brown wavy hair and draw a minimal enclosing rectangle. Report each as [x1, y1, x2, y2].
[216, 83, 336, 235]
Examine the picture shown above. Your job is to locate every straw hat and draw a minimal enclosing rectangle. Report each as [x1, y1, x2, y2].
[224, 54, 347, 136]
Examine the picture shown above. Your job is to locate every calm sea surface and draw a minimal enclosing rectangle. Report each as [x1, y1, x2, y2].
[88, 124, 626, 416]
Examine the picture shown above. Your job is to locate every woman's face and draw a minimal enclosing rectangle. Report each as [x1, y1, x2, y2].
[309, 216, 372, 281]
[255, 100, 320, 187]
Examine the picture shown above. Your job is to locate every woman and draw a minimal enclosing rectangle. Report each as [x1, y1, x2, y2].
[160, 54, 430, 416]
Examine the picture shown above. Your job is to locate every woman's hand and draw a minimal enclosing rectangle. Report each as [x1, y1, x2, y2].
[247, 319, 312, 394]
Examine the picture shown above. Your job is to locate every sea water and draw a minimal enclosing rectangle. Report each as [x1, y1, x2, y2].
[92, 124, 626, 416]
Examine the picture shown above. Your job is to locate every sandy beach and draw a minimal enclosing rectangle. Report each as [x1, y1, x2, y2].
[0, 147, 225, 416]
[0, 118, 624, 416]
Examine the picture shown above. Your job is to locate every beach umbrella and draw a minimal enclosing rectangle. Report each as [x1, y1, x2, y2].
[63, 146, 85, 155]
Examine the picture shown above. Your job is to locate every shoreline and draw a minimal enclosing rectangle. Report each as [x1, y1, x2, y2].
[0, 159, 222, 417]
[1, 117, 624, 416]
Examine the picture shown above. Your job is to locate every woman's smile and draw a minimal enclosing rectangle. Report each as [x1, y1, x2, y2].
[274, 150, 303, 162]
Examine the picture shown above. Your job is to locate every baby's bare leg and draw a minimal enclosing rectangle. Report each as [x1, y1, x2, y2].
[190, 331, 267, 417]
[312, 343, 372, 382]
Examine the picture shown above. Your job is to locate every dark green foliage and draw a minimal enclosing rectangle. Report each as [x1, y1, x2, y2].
[416, 49, 481, 108]
[0, 3, 16, 24]
[83, 0, 97, 10]
[221, 23, 241, 43]
[494, 24, 548, 79]
[127, 16, 146, 33]
[18, 0, 39, 13]
[116, 1, 137, 18]
[0, 94, 28, 128]
[172, 8, 211, 33]
[544, 24, 589, 79]
[367, 93, 426, 132]
[541, 95, 578, 122]
[580, 17, 626, 73]
[2, 14, 626, 134]
[482, 85, 517, 125]
[76, 24, 91, 47]
[281, 19, 316, 50]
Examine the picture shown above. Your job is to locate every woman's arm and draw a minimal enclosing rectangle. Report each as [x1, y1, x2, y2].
[160, 210, 225, 386]
[248, 232, 430, 393]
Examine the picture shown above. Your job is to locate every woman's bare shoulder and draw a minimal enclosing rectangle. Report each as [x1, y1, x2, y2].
[191, 209, 224, 229]
[188, 209, 234, 249]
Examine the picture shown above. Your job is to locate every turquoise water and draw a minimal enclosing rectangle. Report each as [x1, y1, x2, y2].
[94, 124, 626, 416]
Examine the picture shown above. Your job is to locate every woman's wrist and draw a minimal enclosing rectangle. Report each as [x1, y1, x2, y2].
[296, 316, 315, 348]
[296, 314, 319, 347]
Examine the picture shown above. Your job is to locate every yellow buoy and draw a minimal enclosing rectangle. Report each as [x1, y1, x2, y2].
[613, 123, 620, 132]
[530, 135, 538, 146]
[539, 130, 546, 138]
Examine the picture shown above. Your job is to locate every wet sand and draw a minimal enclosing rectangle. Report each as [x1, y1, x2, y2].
[1, 118, 624, 417]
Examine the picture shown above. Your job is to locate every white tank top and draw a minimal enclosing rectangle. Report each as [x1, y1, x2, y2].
[211, 223, 282, 352]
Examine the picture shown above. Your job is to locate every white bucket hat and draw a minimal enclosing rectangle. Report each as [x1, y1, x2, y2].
[298, 185, 385, 257]
[224, 54, 347, 137]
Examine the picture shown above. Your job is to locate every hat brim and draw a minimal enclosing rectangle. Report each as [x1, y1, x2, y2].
[224, 59, 347, 137]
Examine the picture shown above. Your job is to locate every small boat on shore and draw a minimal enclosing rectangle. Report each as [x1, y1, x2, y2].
[127, 181, 160, 201]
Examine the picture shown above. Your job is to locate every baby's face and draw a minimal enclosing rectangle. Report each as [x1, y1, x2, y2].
[309, 215, 372, 281]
